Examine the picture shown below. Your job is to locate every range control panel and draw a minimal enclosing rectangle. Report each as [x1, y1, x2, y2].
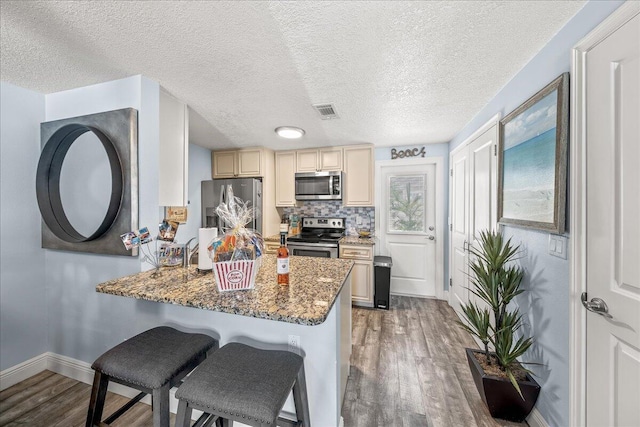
[302, 217, 345, 230]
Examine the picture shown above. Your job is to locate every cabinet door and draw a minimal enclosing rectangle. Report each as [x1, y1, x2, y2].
[275, 151, 298, 206]
[296, 149, 319, 172]
[213, 151, 237, 178]
[343, 145, 374, 206]
[351, 260, 373, 304]
[264, 241, 280, 255]
[159, 90, 189, 206]
[237, 149, 262, 177]
[319, 148, 343, 171]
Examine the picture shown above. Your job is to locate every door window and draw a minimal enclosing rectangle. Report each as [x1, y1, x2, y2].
[388, 175, 426, 233]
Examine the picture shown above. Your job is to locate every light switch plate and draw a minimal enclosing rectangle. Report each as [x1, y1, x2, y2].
[549, 235, 567, 259]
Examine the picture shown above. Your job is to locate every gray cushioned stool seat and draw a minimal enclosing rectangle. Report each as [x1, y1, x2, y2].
[87, 326, 216, 427]
[175, 342, 307, 426]
[92, 326, 216, 389]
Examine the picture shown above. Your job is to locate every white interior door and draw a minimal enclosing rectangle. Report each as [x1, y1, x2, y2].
[379, 163, 436, 297]
[449, 121, 499, 317]
[450, 145, 469, 316]
[585, 12, 640, 427]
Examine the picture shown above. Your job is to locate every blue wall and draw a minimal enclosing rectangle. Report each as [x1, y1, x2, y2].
[447, 2, 624, 426]
[0, 82, 48, 370]
[174, 143, 214, 243]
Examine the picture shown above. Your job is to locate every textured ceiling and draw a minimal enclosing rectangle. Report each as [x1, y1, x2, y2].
[0, 1, 585, 150]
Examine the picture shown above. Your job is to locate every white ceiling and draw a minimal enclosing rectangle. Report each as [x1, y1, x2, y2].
[0, 1, 585, 151]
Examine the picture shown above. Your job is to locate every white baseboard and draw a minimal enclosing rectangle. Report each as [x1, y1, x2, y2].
[0, 352, 48, 391]
[1, 352, 215, 423]
[443, 290, 450, 302]
[527, 407, 549, 427]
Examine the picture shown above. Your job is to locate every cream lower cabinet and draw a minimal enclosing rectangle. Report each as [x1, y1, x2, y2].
[339, 244, 373, 306]
[343, 145, 374, 206]
[264, 241, 280, 255]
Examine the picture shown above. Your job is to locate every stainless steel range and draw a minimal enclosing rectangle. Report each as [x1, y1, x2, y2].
[286, 217, 345, 258]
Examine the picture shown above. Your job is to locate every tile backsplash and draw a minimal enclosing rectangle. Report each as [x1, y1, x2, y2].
[282, 202, 375, 235]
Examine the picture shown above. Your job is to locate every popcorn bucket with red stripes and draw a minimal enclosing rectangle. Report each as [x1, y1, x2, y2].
[213, 259, 258, 292]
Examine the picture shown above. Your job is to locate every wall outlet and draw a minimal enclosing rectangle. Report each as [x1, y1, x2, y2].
[288, 335, 301, 355]
[356, 216, 362, 225]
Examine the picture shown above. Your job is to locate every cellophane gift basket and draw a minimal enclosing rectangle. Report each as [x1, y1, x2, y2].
[207, 186, 263, 292]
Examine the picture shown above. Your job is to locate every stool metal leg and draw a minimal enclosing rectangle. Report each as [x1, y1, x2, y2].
[86, 371, 109, 427]
[292, 364, 311, 427]
[152, 383, 171, 427]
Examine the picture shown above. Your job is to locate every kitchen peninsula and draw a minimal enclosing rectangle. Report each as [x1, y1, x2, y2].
[96, 254, 353, 426]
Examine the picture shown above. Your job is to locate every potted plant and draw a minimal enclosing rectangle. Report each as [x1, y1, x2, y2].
[457, 230, 540, 422]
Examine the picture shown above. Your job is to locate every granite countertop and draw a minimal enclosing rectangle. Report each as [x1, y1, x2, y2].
[266, 234, 375, 246]
[96, 254, 354, 326]
[339, 236, 375, 246]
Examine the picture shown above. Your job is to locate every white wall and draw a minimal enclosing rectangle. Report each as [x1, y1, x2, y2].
[447, 2, 624, 426]
[0, 82, 48, 370]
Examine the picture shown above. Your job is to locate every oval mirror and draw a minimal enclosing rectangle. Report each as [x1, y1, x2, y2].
[58, 131, 112, 238]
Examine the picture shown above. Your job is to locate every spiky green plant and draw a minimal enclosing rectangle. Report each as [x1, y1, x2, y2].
[456, 230, 533, 398]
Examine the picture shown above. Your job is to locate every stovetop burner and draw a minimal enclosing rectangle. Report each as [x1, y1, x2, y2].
[286, 217, 346, 244]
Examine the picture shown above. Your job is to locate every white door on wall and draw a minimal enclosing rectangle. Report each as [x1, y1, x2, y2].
[449, 119, 499, 318]
[378, 162, 437, 297]
[584, 9, 640, 427]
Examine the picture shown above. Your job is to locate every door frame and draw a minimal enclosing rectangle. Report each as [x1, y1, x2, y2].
[569, 3, 640, 425]
[447, 113, 501, 309]
[375, 156, 445, 300]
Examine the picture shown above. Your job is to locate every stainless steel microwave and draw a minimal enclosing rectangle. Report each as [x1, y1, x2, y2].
[295, 171, 343, 200]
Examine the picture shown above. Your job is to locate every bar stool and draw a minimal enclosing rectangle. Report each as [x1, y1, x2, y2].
[174, 342, 311, 427]
[86, 326, 217, 427]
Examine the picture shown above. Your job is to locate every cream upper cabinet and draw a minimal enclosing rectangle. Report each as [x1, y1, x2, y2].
[296, 147, 343, 172]
[339, 244, 373, 306]
[296, 150, 319, 172]
[343, 145, 374, 206]
[212, 151, 236, 178]
[237, 149, 262, 177]
[212, 148, 264, 178]
[319, 148, 343, 171]
[158, 89, 189, 207]
[275, 151, 298, 207]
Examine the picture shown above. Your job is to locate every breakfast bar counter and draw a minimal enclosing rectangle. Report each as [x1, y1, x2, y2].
[95, 254, 353, 427]
[97, 254, 353, 326]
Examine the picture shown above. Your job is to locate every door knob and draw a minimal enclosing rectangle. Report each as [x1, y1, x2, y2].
[426, 235, 435, 241]
[581, 292, 612, 318]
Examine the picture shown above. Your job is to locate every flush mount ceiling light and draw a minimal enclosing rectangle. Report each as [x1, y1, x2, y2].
[275, 126, 305, 139]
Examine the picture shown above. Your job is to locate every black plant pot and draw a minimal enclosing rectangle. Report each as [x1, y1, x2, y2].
[465, 348, 541, 422]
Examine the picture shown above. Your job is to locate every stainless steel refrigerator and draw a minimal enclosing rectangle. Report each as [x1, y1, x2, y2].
[201, 178, 263, 233]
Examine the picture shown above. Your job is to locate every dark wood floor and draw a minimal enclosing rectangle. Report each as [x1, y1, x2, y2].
[0, 296, 525, 427]
[0, 369, 169, 426]
[341, 296, 525, 427]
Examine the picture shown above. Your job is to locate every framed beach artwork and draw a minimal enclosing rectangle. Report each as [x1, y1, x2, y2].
[498, 73, 568, 234]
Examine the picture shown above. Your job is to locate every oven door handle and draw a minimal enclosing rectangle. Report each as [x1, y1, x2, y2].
[288, 243, 338, 249]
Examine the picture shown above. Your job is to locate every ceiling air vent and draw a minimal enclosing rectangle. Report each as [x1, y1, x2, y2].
[313, 103, 339, 120]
